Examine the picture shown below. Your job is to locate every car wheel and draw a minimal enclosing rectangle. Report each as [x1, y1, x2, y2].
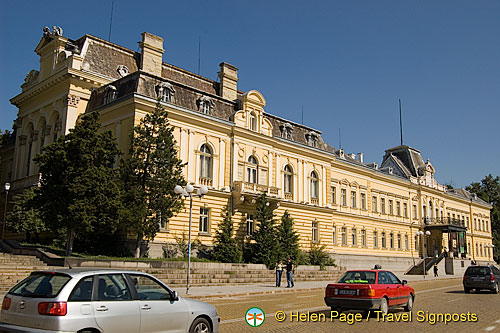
[464, 288, 471, 294]
[189, 317, 211, 333]
[379, 297, 388, 315]
[492, 283, 499, 294]
[403, 295, 413, 312]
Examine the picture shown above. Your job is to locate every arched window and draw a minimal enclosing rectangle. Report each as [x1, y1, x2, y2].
[310, 171, 319, 199]
[202, 101, 211, 114]
[249, 112, 257, 131]
[247, 156, 258, 184]
[429, 201, 433, 218]
[199, 144, 212, 179]
[283, 165, 293, 194]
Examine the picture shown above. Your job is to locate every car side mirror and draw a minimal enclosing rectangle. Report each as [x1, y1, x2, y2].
[402, 280, 407, 286]
[170, 291, 179, 301]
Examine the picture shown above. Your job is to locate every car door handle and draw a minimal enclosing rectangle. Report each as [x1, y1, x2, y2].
[96, 306, 108, 312]
[141, 305, 151, 310]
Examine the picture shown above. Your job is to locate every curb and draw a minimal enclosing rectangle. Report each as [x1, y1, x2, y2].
[185, 286, 325, 300]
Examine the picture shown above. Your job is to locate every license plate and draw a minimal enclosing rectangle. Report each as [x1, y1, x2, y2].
[339, 289, 356, 295]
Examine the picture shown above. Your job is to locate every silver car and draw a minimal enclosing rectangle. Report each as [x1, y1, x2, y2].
[0, 268, 219, 333]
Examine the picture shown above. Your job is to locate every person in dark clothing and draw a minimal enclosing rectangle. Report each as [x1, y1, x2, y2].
[286, 257, 294, 288]
[433, 263, 438, 277]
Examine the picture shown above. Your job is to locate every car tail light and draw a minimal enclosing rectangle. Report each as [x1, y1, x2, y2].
[463, 275, 467, 281]
[358, 288, 375, 297]
[491, 274, 495, 282]
[2, 297, 11, 310]
[38, 302, 67, 316]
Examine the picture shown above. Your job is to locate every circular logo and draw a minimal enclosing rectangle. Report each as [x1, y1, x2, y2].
[245, 307, 265, 327]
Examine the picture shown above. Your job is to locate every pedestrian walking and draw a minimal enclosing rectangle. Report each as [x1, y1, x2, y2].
[433, 263, 438, 277]
[286, 257, 294, 288]
[275, 260, 283, 287]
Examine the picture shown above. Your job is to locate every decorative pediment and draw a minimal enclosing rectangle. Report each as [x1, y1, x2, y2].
[239, 90, 266, 109]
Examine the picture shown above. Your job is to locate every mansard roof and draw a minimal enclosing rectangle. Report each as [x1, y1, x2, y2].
[380, 145, 426, 178]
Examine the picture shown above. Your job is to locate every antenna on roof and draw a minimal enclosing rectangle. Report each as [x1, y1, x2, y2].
[399, 98, 403, 146]
[198, 35, 201, 75]
[108, 0, 114, 42]
[339, 128, 342, 149]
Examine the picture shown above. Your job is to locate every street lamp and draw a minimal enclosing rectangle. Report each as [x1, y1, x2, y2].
[416, 230, 431, 279]
[174, 184, 208, 294]
[2, 183, 11, 241]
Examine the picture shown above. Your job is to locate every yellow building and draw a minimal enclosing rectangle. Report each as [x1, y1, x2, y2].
[3, 28, 493, 270]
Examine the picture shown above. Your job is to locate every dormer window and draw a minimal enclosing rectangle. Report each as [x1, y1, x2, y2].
[306, 132, 318, 148]
[249, 112, 257, 131]
[280, 123, 293, 139]
[198, 96, 214, 115]
[156, 82, 175, 103]
[103, 85, 117, 104]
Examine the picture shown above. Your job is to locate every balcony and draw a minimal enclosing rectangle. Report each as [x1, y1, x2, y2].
[233, 181, 279, 196]
[198, 177, 213, 187]
[284, 192, 293, 201]
[423, 217, 466, 231]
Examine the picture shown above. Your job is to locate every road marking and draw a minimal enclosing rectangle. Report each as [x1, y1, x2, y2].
[447, 297, 463, 302]
[484, 326, 496, 331]
[296, 295, 316, 298]
[417, 285, 462, 294]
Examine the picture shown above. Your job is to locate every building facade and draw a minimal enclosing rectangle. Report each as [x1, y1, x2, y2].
[2, 28, 493, 265]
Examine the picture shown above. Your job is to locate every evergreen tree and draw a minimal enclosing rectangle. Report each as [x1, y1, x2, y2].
[7, 187, 46, 243]
[249, 193, 279, 268]
[34, 112, 122, 256]
[120, 100, 185, 258]
[212, 205, 242, 263]
[277, 210, 300, 261]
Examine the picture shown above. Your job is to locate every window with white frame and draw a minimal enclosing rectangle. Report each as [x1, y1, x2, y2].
[372, 196, 378, 213]
[312, 222, 319, 243]
[246, 214, 255, 236]
[398, 234, 401, 249]
[103, 85, 117, 104]
[331, 186, 336, 204]
[283, 165, 293, 194]
[389, 200, 394, 215]
[198, 96, 214, 115]
[390, 233, 394, 249]
[341, 189, 347, 206]
[341, 227, 347, 245]
[199, 208, 210, 233]
[405, 234, 409, 250]
[351, 228, 357, 246]
[156, 83, 175, 103]
[157, 210, 166, 229]
[380, 198, 386, 214]
[404, 203, 408, 218]
[199, 144, 212, 179]
[247, 156, 258, 184]
[397, 201, 401, 216]
[332, 225, 337, 245]
[373, 231, 378, 248]
[381, 232, 387, 248]
[310, 171, 319, 199]
[361, 193, 366, 210]
[249, 112, 257, 131]
[361, 229, 366, 247]
[351, 191, 357, 208]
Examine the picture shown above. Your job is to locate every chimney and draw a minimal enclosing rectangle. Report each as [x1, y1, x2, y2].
[139, 32, 164, 77]
[218, 62, 239, 101]
[357, 153, 364, 163]
[348, 153, 356, 159]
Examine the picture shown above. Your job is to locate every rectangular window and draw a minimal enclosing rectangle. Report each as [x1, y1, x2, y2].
[331, 186, 336, 204]
[389, 200, 394, 215]
[312, 222, 319, 242]
[332, 226, 337, 245]
[246, 214, 254, 236]
[474, 218, 477, 230]
[373, 231, 378, 248]
[199, 208, 210, 233]
[341, 227, 347, 245]
[157, 211, 167, 230]
[396, 202, 401, 216]
[404, 203, 408, 218]
[413, 204, 418, 220]
[380, 198, 386, 214]
[398, 234, 401, 249]
[381, 232, 386, 248]
[405, 235, 409, 250]
[361, 193, 366, 210]
[351, 191, 357, 208]
[372, 196, 377, 213]
[390, 233, 394, 249]
[351, 228, 357, 246]
[361, 229, 366, 247]
[341, 189, 347, 206]
[466, 217, 470, 229]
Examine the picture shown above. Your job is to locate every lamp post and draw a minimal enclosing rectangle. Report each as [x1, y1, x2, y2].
[174, 184, 208, 294]
[416, 230, 431, 279]
[2, 183, 11, 241]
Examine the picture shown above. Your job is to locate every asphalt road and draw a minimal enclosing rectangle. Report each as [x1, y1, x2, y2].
[208, 278, 500, 332]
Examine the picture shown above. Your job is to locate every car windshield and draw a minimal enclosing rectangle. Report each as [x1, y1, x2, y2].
[466, 267, 490, 275]
[9, 273, 71, 298]
[338, 271, 376, 284]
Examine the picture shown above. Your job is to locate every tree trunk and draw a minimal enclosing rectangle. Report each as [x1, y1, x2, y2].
[65, 228, 75, 257]
[134, 233, 143, 258]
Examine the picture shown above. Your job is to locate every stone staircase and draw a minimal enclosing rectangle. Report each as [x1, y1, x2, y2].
[0, 252, 53, 296]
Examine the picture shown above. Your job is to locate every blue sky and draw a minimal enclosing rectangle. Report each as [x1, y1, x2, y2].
[1, 1, 499, 188]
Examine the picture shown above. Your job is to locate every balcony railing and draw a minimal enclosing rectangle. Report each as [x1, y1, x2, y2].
[284, 192, 293, 200]
[423, 217, 465, 228]
[233, 181, 279, 196]
[198, 177, 213, 187]
[311, 198, 319, 205]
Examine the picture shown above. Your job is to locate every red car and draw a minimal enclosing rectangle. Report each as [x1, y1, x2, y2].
[324, 269, 415, 314]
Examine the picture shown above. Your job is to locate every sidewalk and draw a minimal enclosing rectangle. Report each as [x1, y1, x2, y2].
[177, 273, 461, 299]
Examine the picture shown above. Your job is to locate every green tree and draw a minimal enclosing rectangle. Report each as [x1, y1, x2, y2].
[249, 193, 279, 268]
[466, 174, 500, 263]
[120, 100, 185, 258]
[212, 205, 242, 263]
[34, 111, 122, 256]
[308, 243, 336, 270]
[7, 187, 46, 243]
[277, 210, 299, 262]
